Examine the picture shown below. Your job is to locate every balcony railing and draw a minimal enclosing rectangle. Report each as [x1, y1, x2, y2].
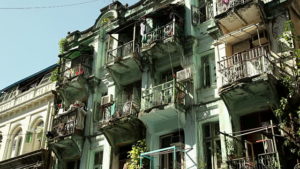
[227, 152, 278, 169]
[216, 0, 252, 16]
[106, 40, 134, 64]
[257, 152, 278, 169]
[51, 108, 84, 138]
[142, 21, 179, 47]
[60, 63, 89, 83]
[218, 45, 272, 85]
[99, 101, 140, 126]
[0, 82, 55, 113]
[142, 80, 187, 111]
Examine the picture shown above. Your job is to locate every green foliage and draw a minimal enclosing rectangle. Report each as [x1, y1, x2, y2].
[275, 20, 300, 157]
[50, 67, 59, 82]
[50, 60, 61, 82]
[59, 38, 68, 54]
[127, 139, 147, 169]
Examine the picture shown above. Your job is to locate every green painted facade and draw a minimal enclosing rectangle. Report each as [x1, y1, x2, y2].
[47, 0, 299, 169]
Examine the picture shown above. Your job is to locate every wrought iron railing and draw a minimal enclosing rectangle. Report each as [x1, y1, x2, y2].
[52, 109, 83, 138]
[142, 21, 179, 47]
[227, 157, 248, 169]
[60, 63, 89, 82]
[141, 79, 187, 111]
[106, 40, 135, 64]
[257, 152, 278, 169]
[216, 0, 252, 16]
[227, 152, 279, 169]
[99, 100, 140, 126]
[218, 45, 272, 85]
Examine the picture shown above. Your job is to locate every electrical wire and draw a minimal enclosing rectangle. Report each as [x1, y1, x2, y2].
[0, 0, 102, 10]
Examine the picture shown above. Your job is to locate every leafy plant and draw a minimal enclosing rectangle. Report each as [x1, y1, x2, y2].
[127, 139, 147, 169]
[50, 67, 59, 82]
[275, 21, 300, 157]
[59, 38, 68, 54]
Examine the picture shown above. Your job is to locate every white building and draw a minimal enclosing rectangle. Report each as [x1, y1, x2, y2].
[0, 65, 57, 169]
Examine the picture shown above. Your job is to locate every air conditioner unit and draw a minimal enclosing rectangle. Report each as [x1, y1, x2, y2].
[101, 94, 113, 106]
[176, 67, 192, 82]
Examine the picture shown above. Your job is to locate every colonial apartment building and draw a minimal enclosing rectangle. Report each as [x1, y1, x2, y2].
[47, 0, 300, 168]
[47, 0, 299, 168]
[1, 0, 299, 168]
[0, 65, 57, 169]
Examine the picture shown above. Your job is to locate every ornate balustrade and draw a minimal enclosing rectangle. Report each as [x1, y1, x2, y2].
[216, 0, 252, 16]
[0, 82, 55, 113]
[218, 45, 272, 85]
[141, 79, 187, 111]
[142, 21, 179, 47]
[60, 63, 89, 82]
[51, 108, 85, 139]
[99, 100, 140, 127]
[106, 40, 135, 64]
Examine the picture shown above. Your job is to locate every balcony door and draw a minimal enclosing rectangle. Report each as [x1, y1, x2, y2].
[160, 130, 184, 169]
[203, 122, 222, 169]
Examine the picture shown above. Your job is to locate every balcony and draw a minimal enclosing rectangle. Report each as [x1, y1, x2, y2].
[215, 0, 263, 34]
[60, 63, 90, 84]
[227, 152, 278, 169]
[98, 101, 144, 147]
[58, 63, 91, 108]
[106, 40, 135, 65]
[48, 107, 85, 160]
[218, 45, 272, 85]
[139, 80, 188, 132]
[141, 21, 182, 58]
[142, 80, 187, 111]
[105, 40, 141, 85]
[0, 82, 55, 114]
[218, 45, 279, 114]
[0, 149, 49, 169]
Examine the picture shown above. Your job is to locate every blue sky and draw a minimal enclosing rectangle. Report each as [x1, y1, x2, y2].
[0, 0, 138, 89]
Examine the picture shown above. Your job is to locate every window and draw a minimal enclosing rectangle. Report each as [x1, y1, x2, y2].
[203, 122, 222, 169]
[33, 121, 44, 150]
[201, 54, 215, 88]
[9, 128, 23, 158]
[160, 130, 185, 169]
[93, 151, 103, 169]
[199, 0, 213, 23]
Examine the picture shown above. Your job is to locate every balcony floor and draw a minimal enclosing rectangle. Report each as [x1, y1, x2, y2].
[49, 135, 83, 160]
[141, 38, 182, 59]
[139, 104, 186, 133]
[216, 2, 264, 34]
[219, 73, 279, 116]
[99, 117, 145, 147]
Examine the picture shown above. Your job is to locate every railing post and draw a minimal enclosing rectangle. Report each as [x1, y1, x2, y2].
[270, 120, 280, 168]
[133, 24, 136, 52]
[173, 79, 176, 104]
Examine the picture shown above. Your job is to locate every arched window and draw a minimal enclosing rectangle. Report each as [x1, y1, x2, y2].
[32, 120, 44, 151]
[9, 128, 23, 158]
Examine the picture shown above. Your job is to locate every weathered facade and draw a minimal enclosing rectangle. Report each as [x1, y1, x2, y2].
[0, 65, 57, 169]
[48, 0, 299, 168]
